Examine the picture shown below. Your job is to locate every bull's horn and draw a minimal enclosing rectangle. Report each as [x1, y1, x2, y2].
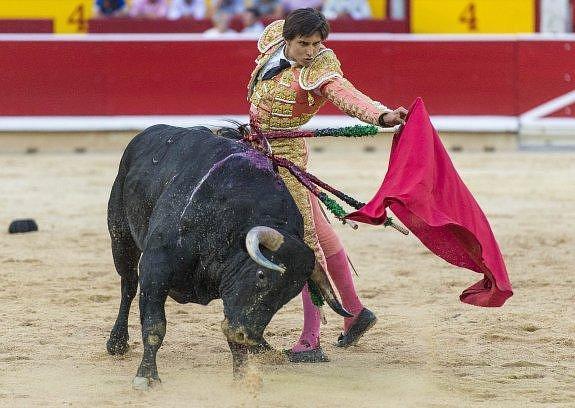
[245, 226, 286, 273]
[310, 262, 353, 318]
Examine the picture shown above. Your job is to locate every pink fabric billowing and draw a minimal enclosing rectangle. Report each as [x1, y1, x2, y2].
[346, 98, 513, 307]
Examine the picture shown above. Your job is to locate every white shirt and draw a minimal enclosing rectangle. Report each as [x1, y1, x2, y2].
[259, 45, 295, 81]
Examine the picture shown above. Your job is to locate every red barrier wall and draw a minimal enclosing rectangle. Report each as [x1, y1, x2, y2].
[0, 19, 53, 33]
[517, 41, 574, 114]
[1, 35, 573, 117]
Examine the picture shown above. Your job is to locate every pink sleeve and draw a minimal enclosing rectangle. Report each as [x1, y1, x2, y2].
[320, 77, 391, 126]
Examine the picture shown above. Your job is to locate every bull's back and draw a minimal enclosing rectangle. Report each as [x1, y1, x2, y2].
[111, 125, 247, 244]
[127, 125, 245, 196]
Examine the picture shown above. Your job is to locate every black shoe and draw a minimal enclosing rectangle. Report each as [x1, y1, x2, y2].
[284, 347, 330, 363]
[336, 308, 377, 348]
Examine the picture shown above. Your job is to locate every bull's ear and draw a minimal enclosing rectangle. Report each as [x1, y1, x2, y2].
[274, 231, 308, 251]
[274, 232, 315, 276]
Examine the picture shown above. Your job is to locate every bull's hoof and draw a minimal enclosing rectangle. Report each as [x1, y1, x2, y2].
[132, 376, 161, 390]
[106, 335, 129, 355]
[233, 365, 246, 380]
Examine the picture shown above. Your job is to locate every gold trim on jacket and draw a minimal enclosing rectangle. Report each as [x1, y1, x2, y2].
[248, 20, 343, 101]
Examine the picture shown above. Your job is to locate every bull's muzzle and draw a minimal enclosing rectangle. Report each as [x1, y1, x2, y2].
[221, 318, 259, 346]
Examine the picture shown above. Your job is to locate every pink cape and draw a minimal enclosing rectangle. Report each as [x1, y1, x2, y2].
[346, 98, 513, 307]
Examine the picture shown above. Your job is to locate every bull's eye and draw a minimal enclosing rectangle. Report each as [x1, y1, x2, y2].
[257, 270, 265, 280]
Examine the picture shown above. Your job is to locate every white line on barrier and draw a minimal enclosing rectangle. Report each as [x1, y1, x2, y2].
[0, 115, 519, 132]
[0, 33, 574, 42]
[520, 90, 575, 120]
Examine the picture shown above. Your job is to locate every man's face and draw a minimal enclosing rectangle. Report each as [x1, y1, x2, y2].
[285, 32, 323, 67]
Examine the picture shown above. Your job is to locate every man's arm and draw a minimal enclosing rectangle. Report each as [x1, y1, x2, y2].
[320, 78, 407, 127]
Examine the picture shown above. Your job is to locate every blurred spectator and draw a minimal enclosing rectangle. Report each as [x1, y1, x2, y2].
[167, 0, 207, 20]
[248, 0, 283, 18]
[241, 7, 265, 33]
[540, 0, 571, 33]
[322, 0, 372, 19]
[94, 0, 127, 17]
[211, 0, 245, 16]
[389, 0, 406, 20]
[203, 11, 237, 36]
[279, 0, 324, 14]
[129, 0, 169, 19]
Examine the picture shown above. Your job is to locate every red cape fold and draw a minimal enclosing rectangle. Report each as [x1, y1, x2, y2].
[346, 98, 513, 307]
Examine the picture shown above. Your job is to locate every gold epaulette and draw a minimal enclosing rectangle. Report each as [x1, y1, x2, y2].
[299, 48, 343, 90]
[257, 20, 285, 54]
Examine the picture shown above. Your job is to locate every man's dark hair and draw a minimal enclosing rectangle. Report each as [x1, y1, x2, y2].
[283, 8, 330, 41]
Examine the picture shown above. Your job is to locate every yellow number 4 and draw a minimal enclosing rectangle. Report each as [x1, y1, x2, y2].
[68, 4, 87, 33]
[459, 2, 478, 31]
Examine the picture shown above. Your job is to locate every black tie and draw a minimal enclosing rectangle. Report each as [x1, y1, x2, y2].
[262, 59, 291, 81]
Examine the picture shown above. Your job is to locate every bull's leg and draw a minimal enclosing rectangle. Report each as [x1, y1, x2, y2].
[133, 250, 172, 390]
[228, 341, 249, 378]
[107, 237, 140, 355]
[107, 199, 141, 355]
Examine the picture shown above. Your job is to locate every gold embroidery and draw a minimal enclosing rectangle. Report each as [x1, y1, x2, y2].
[271, 111, 292, 117]
[275, 87, 297, 102]
[299, 49, 343, 90]
[271, 139, 326, 267]
[300, 113, 313, 124]
[278, 69, 294, 87]
[257, 20, 285, 53]
[250, 69, 325, 130]
[274, 97, 296, 104]
[271, 101, 293, 116]
[251, 92, 261, 107]
[247, 53, 275, 100]
[307, 93, 315, 106]
[270, 125, 299, 130]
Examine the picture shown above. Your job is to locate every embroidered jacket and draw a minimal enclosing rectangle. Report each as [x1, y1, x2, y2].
[247, 19, 391, 132]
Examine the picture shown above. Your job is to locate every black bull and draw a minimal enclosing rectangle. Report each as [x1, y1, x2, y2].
[106, 125, 350, 388]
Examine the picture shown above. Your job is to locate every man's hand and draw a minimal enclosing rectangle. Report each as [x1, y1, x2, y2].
[379, 107, 408, 127]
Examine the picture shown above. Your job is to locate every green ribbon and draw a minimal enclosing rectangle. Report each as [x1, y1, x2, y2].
[307, 279, 324, 307]
[318, 193, 347, 219]
[314, 124, 378, 138]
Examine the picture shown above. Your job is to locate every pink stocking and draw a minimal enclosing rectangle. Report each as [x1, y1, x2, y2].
[311, 196, 365, 333]
[326, 249, 364, 333]
[291, 283, 321, 352]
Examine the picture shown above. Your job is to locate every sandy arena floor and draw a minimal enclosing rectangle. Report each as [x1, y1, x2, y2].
[1, 134, 574, 407]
